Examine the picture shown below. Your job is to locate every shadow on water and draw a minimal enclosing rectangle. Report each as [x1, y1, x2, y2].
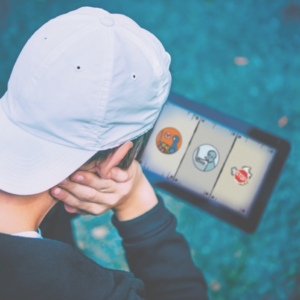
[0, 0, 10, 31]
[282, 0, 300, 23]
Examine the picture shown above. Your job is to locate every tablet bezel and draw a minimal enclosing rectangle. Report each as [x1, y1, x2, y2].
[137, 93, 291, 233]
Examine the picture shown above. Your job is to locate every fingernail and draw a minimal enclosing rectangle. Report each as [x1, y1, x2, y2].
[52, 187, 62, 196]
[59, 179, 67, 185]
[75, 175, 84, 182]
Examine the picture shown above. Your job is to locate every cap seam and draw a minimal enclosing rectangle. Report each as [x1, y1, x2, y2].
[82, 25, 115, 149]
[118, 26, 164, 85]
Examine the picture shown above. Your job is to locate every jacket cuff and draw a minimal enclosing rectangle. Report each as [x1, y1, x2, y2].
[111, 195, 172, 241]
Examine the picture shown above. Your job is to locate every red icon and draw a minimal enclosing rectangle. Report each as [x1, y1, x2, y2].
[231, 167, 252, 185]
[234, 169, 248, 184]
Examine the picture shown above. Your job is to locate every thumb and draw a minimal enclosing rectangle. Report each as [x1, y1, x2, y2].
[109, 166, 130, 183]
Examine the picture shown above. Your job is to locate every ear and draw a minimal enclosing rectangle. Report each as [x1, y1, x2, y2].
[96, 141, 133, 179]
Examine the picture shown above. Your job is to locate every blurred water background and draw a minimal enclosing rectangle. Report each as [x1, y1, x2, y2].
[1, 0, 300, 299]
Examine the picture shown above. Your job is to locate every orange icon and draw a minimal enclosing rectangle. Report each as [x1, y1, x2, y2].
[156, 127, 182, 154]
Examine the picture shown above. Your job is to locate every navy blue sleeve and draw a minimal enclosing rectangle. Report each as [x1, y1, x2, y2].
[112, 195, 208, 300]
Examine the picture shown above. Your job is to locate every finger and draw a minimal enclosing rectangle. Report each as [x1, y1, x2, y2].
[51, 188, 109, 214]
[109, 167, 130, 182]
[84, 204, 111, 216]
[109, 160, 139, 183]
[64, 203, 79, 214]
[67, 201, 109, 216]
[67, 200, 110, 216]
[51, 184, 97, 205]
[52, 183, 121, 208]
[69, 171, 116, 192]
[57, 178, 116, 203]
[64, 204, 89, 216]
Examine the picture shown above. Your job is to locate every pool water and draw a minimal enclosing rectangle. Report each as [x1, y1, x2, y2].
[1, 0, 299, 299]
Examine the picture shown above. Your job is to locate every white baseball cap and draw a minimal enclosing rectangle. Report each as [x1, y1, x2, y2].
[0, 7, 172, 195]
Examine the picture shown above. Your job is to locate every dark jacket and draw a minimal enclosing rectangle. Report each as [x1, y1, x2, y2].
[0, 196, 208, 300]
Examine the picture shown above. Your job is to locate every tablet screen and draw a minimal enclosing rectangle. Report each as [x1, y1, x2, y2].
[139, 102, 276, 215]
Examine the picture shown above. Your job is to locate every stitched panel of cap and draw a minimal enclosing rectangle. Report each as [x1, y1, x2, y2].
[83, 20, 115, 150]
[2, 21, 102, 151]
[118, 26, 164, 85]
[22, 21, 100, 101]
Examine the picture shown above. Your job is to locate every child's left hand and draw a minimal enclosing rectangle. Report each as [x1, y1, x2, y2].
[50, 160, 158, 221]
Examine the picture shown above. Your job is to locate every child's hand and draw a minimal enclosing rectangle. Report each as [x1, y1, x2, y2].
[50, 160, 158, 221]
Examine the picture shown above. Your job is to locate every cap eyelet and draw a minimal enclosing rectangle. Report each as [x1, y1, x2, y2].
[75, 66, 82, 72]
[131, 73, 137, 80]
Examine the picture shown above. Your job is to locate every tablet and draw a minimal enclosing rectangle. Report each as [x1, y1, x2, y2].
[137, 93, 290, 233]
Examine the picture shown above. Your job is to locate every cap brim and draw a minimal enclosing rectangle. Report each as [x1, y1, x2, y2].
[0, 103, 97, 195]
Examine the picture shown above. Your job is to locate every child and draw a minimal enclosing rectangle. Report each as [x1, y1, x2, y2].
[0, 7, 208, 300]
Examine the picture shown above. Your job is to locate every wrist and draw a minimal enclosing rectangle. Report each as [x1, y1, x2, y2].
[113, 173, 158, 221]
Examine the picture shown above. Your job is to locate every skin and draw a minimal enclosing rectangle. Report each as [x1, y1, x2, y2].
[0, 141, 158, 235]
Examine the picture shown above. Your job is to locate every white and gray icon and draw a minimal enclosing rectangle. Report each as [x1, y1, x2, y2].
[193, 145, 219, 172]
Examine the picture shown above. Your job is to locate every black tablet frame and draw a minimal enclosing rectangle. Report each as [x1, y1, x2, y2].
[137, 93, 291, 233]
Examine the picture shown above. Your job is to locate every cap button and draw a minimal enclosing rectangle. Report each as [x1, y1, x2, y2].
[100, 17, 115, 27]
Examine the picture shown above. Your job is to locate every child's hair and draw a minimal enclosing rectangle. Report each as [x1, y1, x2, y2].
[85, 129, 152, 170]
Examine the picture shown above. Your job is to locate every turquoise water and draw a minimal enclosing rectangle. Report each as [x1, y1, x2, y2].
[1, 0, 299, 299]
